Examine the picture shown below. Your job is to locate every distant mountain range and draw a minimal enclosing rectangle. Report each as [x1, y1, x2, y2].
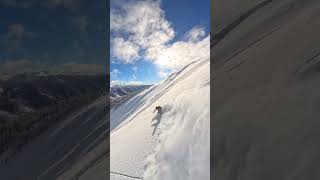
[110, 85, 152, 109]
[110, 84, 152, 99]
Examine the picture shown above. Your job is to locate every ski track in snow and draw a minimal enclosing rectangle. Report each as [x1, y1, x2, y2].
[110, 171, 143, 179]
[110, 56, 210, 180]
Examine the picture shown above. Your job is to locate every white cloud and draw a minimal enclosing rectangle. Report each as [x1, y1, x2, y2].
[111, 80, 123, 86]
[111, 0, 209, 74]
[111, 0, 174, 48]
[126, 80, 146, 85]
[158, 70, 168, 78]
[146, 36, 210, 69]
[111, 0, 174, 64]
[111, 37, 140, 63]
[111, 80, 148, 86]
[185, 26, 206, 42]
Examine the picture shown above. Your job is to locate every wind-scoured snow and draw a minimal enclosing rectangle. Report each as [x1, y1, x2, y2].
[110, 55, 210, 180]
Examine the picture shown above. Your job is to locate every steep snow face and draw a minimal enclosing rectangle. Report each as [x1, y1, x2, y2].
[213, 0, 320, 179]
[0, 96, 108, 180]
[110, 56, 210, 180]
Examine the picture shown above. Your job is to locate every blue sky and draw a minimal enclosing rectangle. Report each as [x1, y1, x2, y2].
[0, 0, 107, 75]
[110, 0, 210, 85]
[0, 1, 107, 64]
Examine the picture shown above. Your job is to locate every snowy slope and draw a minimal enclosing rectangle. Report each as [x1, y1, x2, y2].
[213, 0, 320, 179]
[0, 96, 108, 180]
[110, 85, 152, 110]
[110, 56, 210, 180]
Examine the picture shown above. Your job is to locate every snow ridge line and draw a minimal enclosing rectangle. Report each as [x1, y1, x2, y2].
[110, 171, 142, 179]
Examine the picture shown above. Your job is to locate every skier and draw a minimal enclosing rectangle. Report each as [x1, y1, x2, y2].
[153, 106, 162, 113]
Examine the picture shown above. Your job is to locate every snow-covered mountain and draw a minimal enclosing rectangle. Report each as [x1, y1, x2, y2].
[110, 56, 210, 179]
[110, 85, 151, 99]
[110, 85, 152, 109]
